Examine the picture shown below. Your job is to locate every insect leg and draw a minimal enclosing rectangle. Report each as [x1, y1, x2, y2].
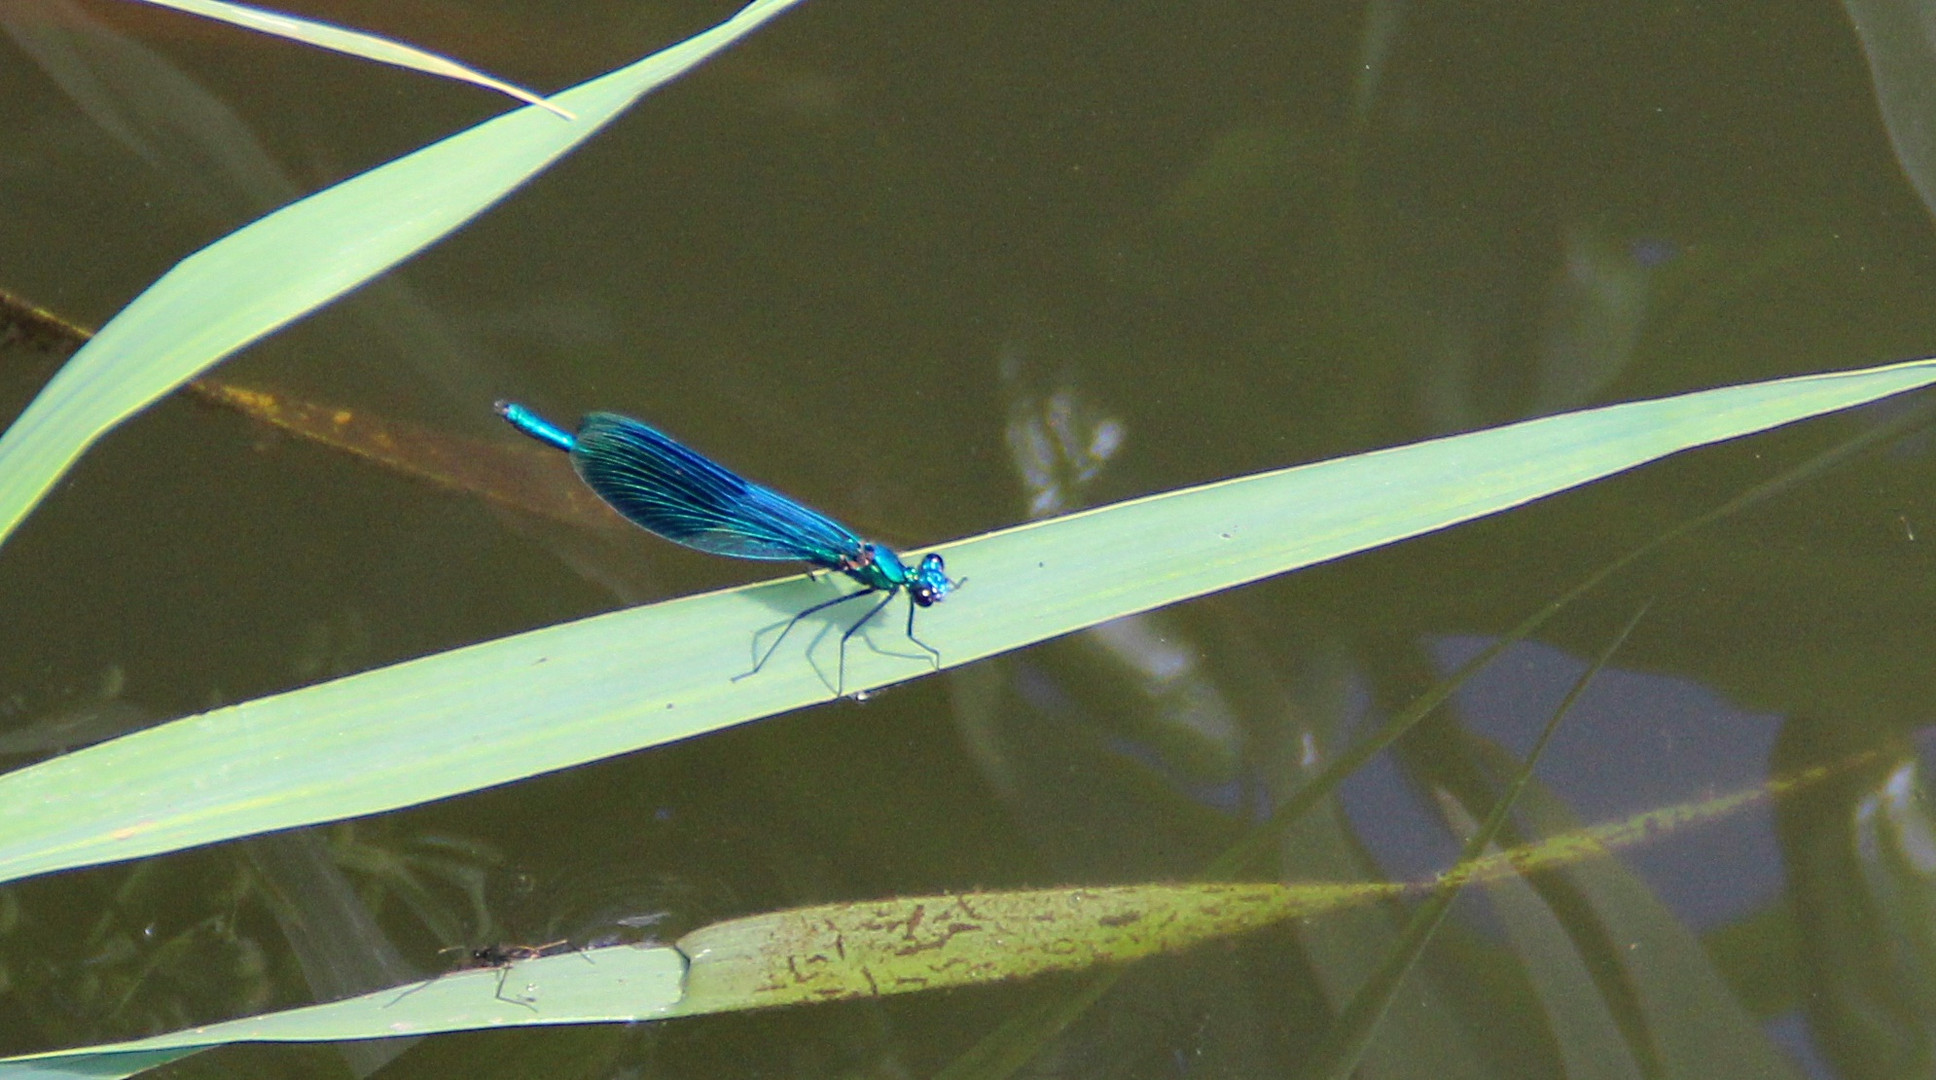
[904, 594, 943, 669]
[493, 964, 540, 1010]
[736, 588, 876, 681]
[837, 591, 900, 695]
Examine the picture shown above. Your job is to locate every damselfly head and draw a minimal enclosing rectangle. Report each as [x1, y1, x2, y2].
[909, 553, 957, 607]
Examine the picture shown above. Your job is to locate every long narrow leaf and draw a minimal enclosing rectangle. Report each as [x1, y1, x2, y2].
[0, 358, 1929, 887]
[0, 0, 804, 548]
[131, 0, 573, 116]
[0, 944, 686, 1079]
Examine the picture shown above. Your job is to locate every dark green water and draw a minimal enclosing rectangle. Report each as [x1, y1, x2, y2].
[3, 0, 1936, 1076]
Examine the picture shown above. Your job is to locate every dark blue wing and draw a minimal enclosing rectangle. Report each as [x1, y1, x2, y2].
[570, 412, 867, 566]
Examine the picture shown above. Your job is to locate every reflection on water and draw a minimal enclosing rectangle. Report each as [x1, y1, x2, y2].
[979, 336, 1248, 805]
[1844, 0, 1936, 228]
[1530, 226, 1671, 415]
[0, 666, 146, 758]
[1776, 719, 1936, 1078]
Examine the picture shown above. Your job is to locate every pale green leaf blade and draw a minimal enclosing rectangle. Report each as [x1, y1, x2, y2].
[129, 0, 573, 116]
[0, 944, 686, 1079]
[0, 357, 1928, 887]
[0, 0, 805, 549]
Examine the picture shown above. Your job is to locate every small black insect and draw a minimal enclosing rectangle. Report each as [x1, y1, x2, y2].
[388, 939, 581, 1009]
